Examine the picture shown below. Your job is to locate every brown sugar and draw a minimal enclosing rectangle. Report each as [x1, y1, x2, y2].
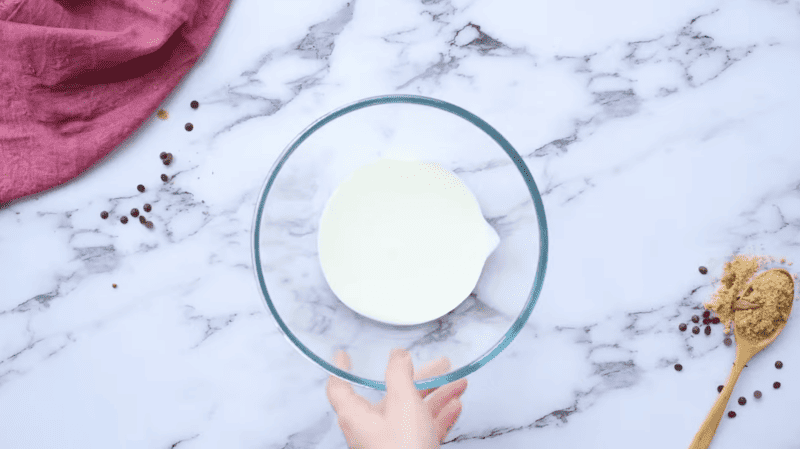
[704, 255, 768, 334]
[157, 109, 169, 120]
[704, 254, 795, 342]
[733, 269, 793, 342]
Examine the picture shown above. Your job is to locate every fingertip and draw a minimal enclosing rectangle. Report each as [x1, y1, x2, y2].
[391, 348, 408, 360]
[334, 349, 351, 370]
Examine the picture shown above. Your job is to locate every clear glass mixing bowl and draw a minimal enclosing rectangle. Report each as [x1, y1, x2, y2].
[251, 94, 548, 391]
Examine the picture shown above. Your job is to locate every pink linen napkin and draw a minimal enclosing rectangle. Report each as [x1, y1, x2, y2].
[0, 0, 231, 205]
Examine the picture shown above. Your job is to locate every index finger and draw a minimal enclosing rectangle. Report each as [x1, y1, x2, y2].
[326, 350, 373, 418]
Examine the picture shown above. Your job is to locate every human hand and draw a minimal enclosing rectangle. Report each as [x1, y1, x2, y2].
[326, 348, 468, 449]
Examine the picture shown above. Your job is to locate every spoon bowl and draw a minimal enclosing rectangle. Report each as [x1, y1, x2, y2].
[688, 268, 794, 449]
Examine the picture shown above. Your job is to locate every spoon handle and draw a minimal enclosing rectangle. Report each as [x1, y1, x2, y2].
[687, 355, 748, 449]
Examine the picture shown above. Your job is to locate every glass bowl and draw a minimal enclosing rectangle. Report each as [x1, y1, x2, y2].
[251, 94, 548, 391]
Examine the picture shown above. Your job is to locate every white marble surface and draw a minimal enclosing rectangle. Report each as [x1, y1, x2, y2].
[2, 0, 800, 447]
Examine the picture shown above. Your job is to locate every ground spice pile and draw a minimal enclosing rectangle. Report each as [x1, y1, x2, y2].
[704, 255, 796, 342]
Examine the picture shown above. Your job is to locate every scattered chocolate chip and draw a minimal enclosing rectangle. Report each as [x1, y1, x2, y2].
[120, 216, 128, 224]
[139, 215, 146, 224]
[145, 221, 154, 229]
[143, 203, 152, 213]
[163, 158, 172, 166]
[160, 152, 168, 160]
[738, 397, 746, 406]
[137, 184, 145, 193]
[692, 326, 700, 334]
[185, 123, 193, 131]
[754, 390, 762, 399]
[728, 411, 736, 418]
[112, 283, 117, 288]
[712, 317, 720, 324]
[190, 100, 199, 109]
[100, 211, 108, 219]
[724, 337, 732, 346]
[776, 361, 783, 369]
[718, 385, 724, 393]
[692, 315, 700, 323]
[703, 311, 710, 319]
[675, 364, 682, 371]
[705, 325, 711, 335]
[699, 266, 708, 274]
[131, 208, 139, 218]
[161, 174, 169, 182]
[703, 318, 711, 325]
[679, 323, 687, 332]
[774, 382, 781, 389]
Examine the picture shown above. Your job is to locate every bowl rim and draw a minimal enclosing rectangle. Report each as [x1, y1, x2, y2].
[251, 94, 549, 391]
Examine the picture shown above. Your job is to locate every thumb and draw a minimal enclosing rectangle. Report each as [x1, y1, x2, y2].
[386, 348, 416, 399]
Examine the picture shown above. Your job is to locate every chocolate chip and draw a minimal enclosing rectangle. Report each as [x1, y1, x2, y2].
[145, 221, 154, 229]
[143, 203, 151, 213]
[137, 184, 145, 193]
[754, 390, 762, 399]
[139, 215, 146, 224]
[738, 397, 746, 406]
[724, 337, 732, 346]
[728, 411, 736, 418]
[718, 385, 724, 393]
[120, 216, 128, 224]
[161, 174, 169, 182]
[703, 318, 711, 325]
[675, 364, 682, 371]
[131, 208, 139, 218]
[776, 361, 783, 369]
[692, 315, 700, 323]
[100, 211, 108, 219]
[185, 123, 193, 131]
[774, 382, 781, 389]
[112, 284, 117, 288]
[190, 100, 199, 109]
[679, 323, 687, 332]
[712, 317, 720, 324]
[163, 158, 172, 166]
[703, 311, 710, 319]
[692, 326, 700, 334]
[705, 325, 711, 335]
[160, 152, 168, 160]
[699, 266, 708, 274]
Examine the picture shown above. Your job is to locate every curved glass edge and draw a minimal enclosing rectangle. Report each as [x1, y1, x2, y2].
[251, 94, 549, 391]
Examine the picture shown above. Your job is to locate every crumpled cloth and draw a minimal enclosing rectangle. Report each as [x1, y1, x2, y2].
[0, 0, 230, 205]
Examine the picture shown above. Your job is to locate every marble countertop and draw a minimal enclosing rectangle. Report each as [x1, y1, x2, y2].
[3, 0, 800, 447]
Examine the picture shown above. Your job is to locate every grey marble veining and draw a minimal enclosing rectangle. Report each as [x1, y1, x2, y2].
[2, 0, 800, 447]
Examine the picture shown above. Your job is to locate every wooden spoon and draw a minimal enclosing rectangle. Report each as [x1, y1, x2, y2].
[688, 268, 794, 449]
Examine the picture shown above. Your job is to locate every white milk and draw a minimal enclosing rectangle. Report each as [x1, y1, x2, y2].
[318, 158, 500, 326]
